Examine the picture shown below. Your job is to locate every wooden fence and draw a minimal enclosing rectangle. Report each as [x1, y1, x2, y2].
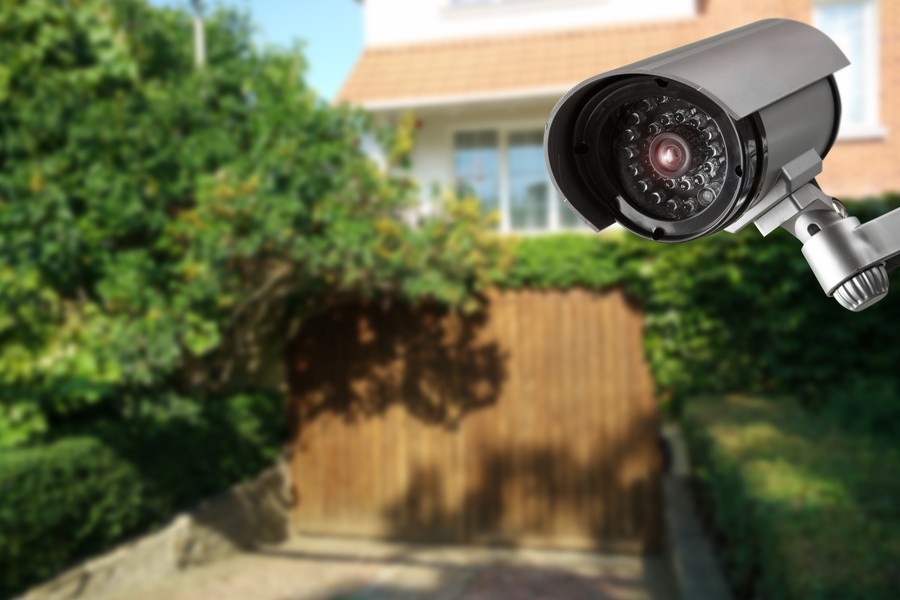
[286, 288, 663, 552]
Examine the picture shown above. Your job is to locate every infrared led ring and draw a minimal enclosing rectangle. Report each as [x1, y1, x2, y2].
[614, 95, 727, 221]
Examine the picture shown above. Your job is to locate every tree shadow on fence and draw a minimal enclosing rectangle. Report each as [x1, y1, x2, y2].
[380, 413, 663, 554]
[286, 295, 664, 554]
[287, 300, 508, 431]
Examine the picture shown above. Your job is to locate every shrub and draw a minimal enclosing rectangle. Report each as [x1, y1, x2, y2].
[683, 395, 900, 599]
[0, 392, 283, 598]
[0, 0, 506, 449]
[0, 438, 149, 596]
[821, 377, 900, 439]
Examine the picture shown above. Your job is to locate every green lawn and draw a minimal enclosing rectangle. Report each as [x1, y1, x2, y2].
[683, 395, 900, 599]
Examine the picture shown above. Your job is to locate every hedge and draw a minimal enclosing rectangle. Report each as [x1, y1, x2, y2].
[683, 395, 900, 599]
[0, 0, 504, 451]
[0, 1, 501, 593]
[0, 392, 283, 599]
[0, 437, 149, 595]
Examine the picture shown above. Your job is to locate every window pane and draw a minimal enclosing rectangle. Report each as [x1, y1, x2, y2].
[454, 131, 500, 216]
[508, 131, 548, 230]
[815, 1, 870, 125]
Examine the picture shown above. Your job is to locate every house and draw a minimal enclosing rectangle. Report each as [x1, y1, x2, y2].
[338, 0, 898, 234]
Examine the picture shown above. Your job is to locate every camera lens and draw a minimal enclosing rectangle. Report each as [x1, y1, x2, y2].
[613, 95, 727, 221]
[557, 76, 759, 241]
[650, 133, 691, 177]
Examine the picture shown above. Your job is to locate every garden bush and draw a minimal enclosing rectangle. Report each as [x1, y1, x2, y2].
[0, 437, 148, 596]
[0, 391, 283, 598]
[683, 395, 900, 599]
[0, 0, 505, 450]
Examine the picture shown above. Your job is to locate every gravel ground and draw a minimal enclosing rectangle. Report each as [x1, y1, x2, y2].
[115, 535, 677, 600]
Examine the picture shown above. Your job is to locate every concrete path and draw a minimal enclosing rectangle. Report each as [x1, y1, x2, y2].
[116, 536, 677, 600]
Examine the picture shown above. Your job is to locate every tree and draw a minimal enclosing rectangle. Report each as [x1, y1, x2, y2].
[0, 0, 506, 446]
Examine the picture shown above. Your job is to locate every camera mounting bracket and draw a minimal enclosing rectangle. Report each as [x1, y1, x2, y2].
[747, 180, 900, 311]
[725, 148, 824, 235]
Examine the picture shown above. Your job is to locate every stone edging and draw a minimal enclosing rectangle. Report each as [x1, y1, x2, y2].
[661, 423, 733, 600]
[18, 460, 292, 600]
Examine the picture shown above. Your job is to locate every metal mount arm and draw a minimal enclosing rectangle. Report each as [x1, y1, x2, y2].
[763, 183, 900, 311]
[724, 148, 899, 311]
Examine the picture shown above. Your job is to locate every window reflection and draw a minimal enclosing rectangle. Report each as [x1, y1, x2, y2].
[508, 131, 548, 230]
[454, 131, 500, 217]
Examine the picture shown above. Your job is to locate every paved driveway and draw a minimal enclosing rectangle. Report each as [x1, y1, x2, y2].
[119, 536, 677, 600]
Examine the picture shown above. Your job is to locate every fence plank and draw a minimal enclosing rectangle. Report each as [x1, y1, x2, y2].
[287, 289, 662, 552]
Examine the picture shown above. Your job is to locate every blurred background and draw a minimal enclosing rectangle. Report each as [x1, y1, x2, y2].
[1, 1, 899, 599]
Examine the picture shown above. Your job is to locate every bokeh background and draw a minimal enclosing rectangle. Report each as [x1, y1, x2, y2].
[1, 1, 899, 599]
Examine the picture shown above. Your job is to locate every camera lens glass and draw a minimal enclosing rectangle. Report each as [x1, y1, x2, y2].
[613, 95, 726, 221]
[650, 133, 691, 177]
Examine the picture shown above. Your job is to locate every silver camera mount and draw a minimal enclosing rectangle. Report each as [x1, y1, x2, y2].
[731, 149, 898, 311]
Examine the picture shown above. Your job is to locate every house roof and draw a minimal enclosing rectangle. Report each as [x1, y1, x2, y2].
[336, 19, 710, 109]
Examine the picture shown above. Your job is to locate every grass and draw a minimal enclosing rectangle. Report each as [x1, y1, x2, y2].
[683, 395, 900, 599]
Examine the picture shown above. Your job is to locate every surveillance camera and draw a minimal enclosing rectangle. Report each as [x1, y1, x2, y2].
[546, 19, 900, 312]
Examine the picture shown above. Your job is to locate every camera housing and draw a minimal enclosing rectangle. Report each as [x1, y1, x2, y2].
[545, 19, 848, 243]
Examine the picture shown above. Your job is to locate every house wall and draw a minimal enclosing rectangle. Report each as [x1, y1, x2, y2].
[816, 0, 898, 197]
[363, 0, 695, 48]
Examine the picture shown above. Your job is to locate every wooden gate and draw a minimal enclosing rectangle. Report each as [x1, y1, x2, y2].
[287, 288, 662, 552]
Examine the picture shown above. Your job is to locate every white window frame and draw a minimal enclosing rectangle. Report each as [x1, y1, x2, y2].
[452, 119, 585, 235]
[814, 0, 886, 140]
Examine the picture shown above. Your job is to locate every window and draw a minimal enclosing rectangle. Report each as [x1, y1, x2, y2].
[814, 0, 882, 137]
[508, 131, 548, 230]
[454, 129, 583, 233]
[454, 131, 500, 215]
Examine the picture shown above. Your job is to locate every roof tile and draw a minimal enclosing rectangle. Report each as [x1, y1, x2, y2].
[336, 0, 792, 107]
[338, 20, 706, 105]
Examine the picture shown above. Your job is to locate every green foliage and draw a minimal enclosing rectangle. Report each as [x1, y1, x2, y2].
[501, 232, 651, 293]
[820, 377, 900, 439]
[683, 395, 900, 599]
[0, 1, 505, 593]
[0, 437, 147, 596]
[0, 0, 506, 448]
[2, 2, 899, 597]
[0, 391, 282, 598]
[505, 210, 900, 596]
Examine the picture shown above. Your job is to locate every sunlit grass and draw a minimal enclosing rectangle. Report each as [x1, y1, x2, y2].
[685, 395, 900, 599]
